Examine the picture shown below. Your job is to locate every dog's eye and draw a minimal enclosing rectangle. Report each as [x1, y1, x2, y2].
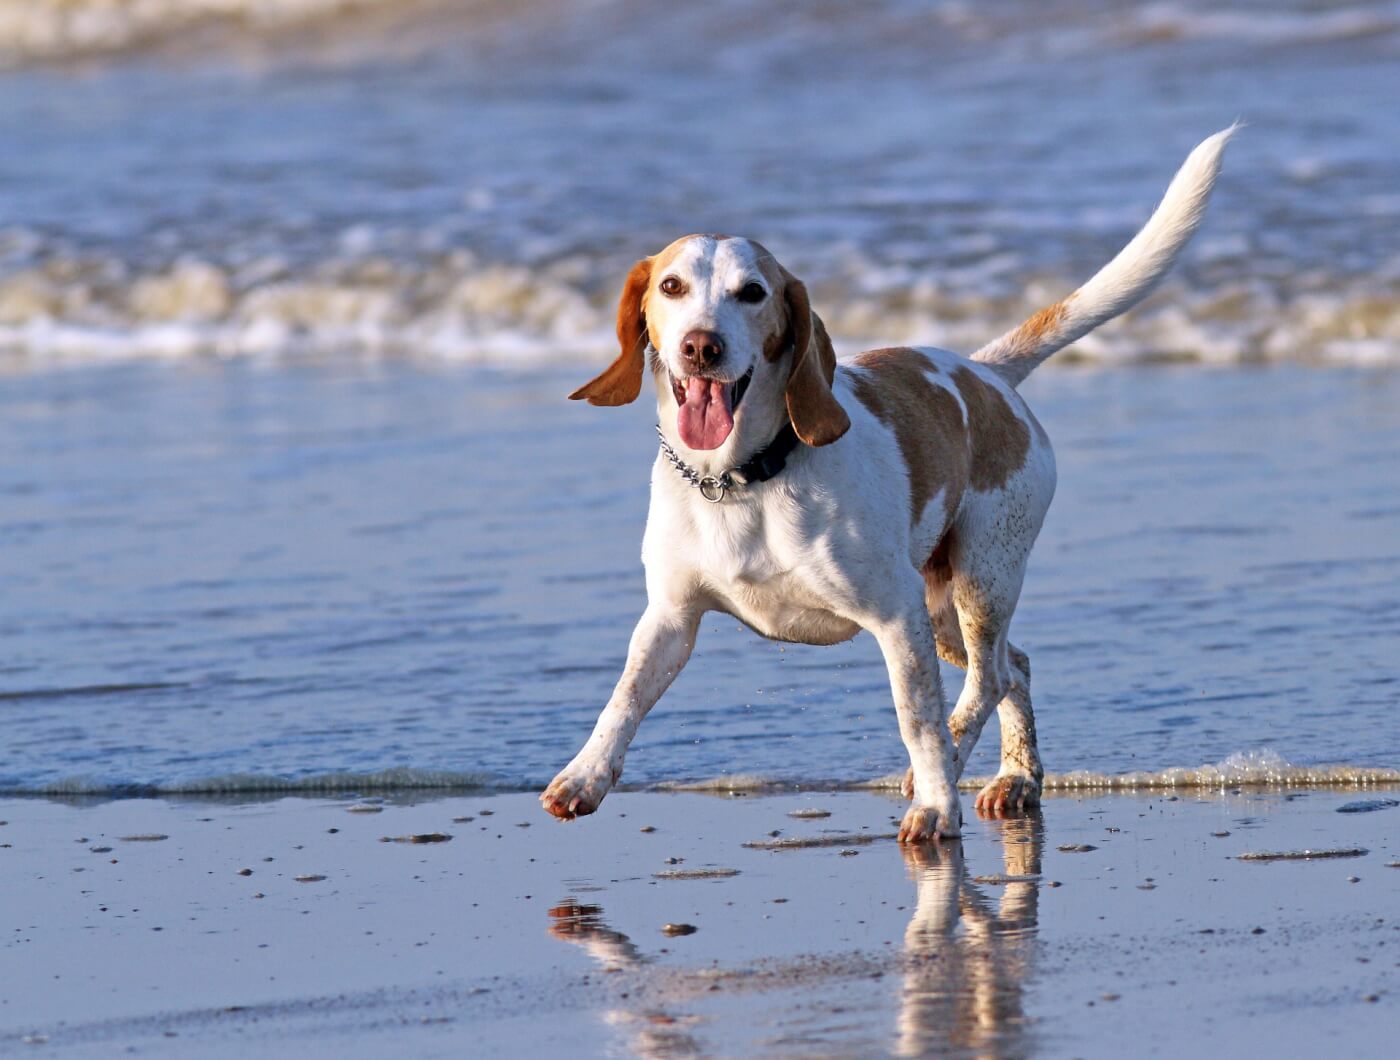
[659, 276, 686, 297]
[736, 282, 767, 304]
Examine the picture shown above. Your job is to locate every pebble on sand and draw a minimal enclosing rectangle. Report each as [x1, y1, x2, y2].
[380, 833, 453, 844]
[1057, 844, 1098, 853]
[119, 834, 169, 842]
[662, 923, 698, 936]
[295, 874, 327, 883]
[743, 833, 892, 851]
[1236, 848, 1368, 862]
[787, 809, 832, 819]
[1336, 799, 1399, 814]
[653, 868, 740, 880]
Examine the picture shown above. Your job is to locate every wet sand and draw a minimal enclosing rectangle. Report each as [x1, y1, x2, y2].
[2, 789, 1395, 1057]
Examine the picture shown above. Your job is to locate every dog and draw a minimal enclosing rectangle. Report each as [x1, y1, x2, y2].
[542, 128, 1234, 840]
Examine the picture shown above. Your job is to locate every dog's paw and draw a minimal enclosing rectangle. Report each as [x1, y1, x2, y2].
[540, 762, 617, 821]
[898, 801, 962, 844]
[900, 766, 915, 800]
[974, 771, 1041, 817]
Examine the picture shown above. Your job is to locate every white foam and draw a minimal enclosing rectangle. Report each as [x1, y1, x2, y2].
[21, 767, 508, 797]
[666, 751, 1399, 796]
[2, 242, 1398, 366]
[0, 0, 401, 65]
[8, 750, 1397, 800]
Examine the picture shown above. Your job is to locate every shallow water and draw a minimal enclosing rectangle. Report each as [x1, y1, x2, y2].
[1, 0, 1399, 362]
[2, 361, 1396, 795]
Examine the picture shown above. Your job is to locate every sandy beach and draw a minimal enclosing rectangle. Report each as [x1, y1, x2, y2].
[3, 787, 1395, 1057]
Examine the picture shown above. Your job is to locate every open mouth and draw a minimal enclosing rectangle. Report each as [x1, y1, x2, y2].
[671, 368, 752, 450]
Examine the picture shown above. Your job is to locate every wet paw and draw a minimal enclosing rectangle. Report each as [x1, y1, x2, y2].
[974, 772, 1041, 817]
[898, 802, 962, 843]
[540, 763, 616, 821]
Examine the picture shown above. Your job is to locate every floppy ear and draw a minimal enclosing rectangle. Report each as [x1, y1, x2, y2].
[569, 258, 652, 405]
[781, 271, 850, 446]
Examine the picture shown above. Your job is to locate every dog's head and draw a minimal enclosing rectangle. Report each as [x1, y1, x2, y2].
[570, 235, 850, 454]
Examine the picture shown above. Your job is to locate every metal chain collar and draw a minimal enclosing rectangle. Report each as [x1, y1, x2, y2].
[655, 424, 735, 503]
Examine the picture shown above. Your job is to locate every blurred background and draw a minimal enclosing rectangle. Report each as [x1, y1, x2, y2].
[1, 0, 1398, 365]
[1, 1, 1397, 796]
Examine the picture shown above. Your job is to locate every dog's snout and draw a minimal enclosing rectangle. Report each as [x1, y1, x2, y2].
[680, 330, 724, 370]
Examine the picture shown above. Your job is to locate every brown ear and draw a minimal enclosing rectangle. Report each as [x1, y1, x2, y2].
[781, 271, 850, 446]
[569, 258, 652, 405]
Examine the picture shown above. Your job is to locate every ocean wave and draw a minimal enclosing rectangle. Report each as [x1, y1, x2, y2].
[3, 241, 1399, 366]
[1098, 2, 1400, 49]
[669, 751, 1400, 794]
[0, 0, 401, 66]
[8, 751, 1393, 800]
[11, 767, 510, 798]
[5, 0, 1398, 70]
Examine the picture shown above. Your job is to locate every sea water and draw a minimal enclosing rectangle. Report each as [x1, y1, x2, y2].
[1, 362, 1396, 795]
[0, 0, 1398, 365]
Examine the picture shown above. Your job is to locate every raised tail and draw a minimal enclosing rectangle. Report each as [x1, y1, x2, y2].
[972, 125, 1237, 387]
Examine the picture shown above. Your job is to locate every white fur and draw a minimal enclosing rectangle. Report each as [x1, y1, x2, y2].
[975, 125, 1237, 386]
[543, 131, 1232, 840]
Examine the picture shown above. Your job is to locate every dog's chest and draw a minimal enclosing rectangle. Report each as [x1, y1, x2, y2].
[717, 573, 861, 646]
[689, 504, 861, 647]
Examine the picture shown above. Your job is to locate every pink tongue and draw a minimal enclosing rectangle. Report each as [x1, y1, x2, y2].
[677, 377, 734, 450]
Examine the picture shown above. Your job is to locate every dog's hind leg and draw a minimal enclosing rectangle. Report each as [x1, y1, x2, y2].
[977, 643, 1042, 814]
[944, 548, 1047, 815]
[898, 630, 1041, 813]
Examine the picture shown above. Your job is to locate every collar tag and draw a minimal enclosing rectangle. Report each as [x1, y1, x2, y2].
[697, 476, 729, 503]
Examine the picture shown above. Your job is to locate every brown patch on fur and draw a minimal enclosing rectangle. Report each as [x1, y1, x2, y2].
[850, 347, 969, 526]
[923, 531, 953, 585]
[950, 365, 1031, 491]
[762, 325, 788, 363]
[1010, 298, 1068, 355]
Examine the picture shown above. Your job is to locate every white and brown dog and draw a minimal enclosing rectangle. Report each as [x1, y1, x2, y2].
[542, 129, 1234, 840]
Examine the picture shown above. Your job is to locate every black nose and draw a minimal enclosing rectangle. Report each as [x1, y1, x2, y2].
[680, 330, 724, 370]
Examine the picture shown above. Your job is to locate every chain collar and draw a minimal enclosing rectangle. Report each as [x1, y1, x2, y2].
[655, 422, 802, 503]
[656, 425, 733, 501]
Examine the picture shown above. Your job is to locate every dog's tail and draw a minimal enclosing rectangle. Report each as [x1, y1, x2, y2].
[972, 125, 1237, 388]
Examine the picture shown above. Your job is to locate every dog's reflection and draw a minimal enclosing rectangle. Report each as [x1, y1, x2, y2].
[547, 899, 702, 1057]
[547, 815, 1042, 1058]
[897, 814, 1042, 1058]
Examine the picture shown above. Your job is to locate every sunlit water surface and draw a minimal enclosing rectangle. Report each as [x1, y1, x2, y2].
[2, 362, 1396, 794]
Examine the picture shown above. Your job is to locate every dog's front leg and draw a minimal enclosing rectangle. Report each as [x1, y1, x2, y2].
[870, 593, 963, 842]
[540, 605, 700, 821]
